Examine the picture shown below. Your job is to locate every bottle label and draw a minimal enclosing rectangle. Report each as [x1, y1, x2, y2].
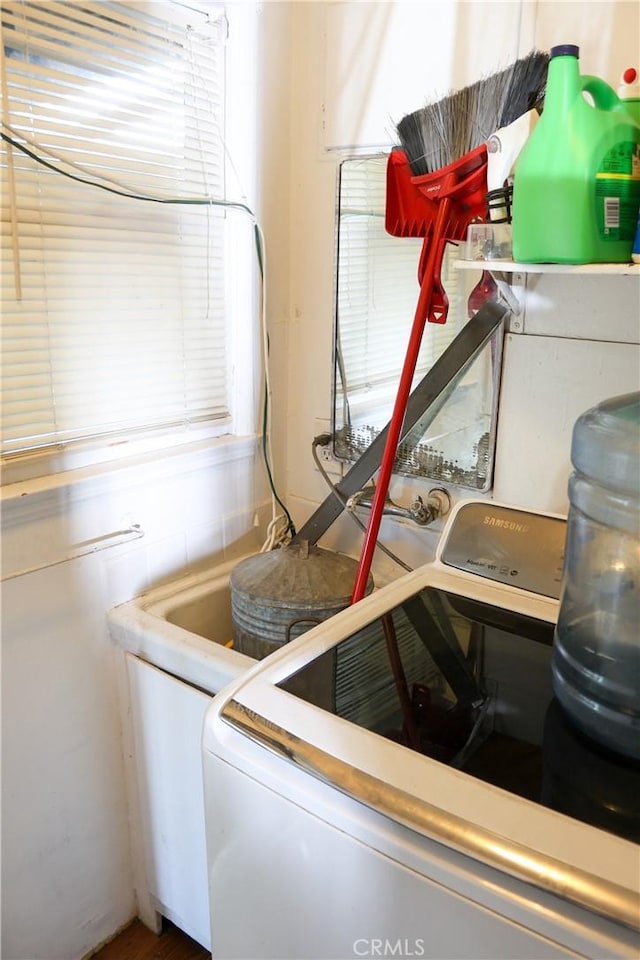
[595, 140, 640, 241]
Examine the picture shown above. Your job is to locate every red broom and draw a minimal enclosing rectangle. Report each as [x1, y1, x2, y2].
[351, 52, 549, 603]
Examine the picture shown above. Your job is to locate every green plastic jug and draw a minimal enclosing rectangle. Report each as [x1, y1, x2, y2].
[512, 44, 640, 263]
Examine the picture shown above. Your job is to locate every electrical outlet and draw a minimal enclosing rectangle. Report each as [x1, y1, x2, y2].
[312, 418, 342, 477]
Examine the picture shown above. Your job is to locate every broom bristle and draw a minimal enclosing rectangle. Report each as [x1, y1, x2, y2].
[499, 50, 549, 126]
[397, 50, 549, 177]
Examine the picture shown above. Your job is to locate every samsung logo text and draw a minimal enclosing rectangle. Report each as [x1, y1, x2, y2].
[483, 516, 529, 533]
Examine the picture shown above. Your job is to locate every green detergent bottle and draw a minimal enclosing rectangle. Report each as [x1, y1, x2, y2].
[512, 44, 640, 263]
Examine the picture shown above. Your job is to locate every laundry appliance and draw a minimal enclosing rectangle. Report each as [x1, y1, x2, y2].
[202, 499, 639, 960]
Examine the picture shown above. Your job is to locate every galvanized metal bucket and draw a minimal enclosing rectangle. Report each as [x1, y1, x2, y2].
[229, 541, 373, 661]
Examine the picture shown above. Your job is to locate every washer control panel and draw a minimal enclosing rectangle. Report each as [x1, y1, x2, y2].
[440, 502, 566, 599]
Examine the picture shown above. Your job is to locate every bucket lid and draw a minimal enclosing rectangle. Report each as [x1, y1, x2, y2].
[229, 541, 373, 607]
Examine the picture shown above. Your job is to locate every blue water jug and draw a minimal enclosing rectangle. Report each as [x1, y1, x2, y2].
[552, 392, 640, 760]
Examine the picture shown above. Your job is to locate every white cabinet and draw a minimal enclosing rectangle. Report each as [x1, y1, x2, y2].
[125, 654, 212, 949]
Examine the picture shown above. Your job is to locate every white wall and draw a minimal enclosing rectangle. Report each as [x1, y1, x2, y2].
[1, 2, 638, 958]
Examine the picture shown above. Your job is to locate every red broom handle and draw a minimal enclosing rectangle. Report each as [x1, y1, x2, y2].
[351, 196, 451, 603]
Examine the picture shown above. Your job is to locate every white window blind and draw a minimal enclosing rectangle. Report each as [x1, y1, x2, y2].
[1, 0, 241, 458]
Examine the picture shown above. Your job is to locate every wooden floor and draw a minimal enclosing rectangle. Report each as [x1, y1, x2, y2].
[92, 920, 211, 960]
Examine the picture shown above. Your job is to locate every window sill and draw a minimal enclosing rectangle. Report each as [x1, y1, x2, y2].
[0, 429, 259, 504]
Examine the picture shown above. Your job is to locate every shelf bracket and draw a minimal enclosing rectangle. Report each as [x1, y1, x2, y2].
[492, 271, 525, 317]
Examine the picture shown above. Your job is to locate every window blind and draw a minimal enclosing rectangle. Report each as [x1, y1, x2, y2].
[1, 0, 237, 457]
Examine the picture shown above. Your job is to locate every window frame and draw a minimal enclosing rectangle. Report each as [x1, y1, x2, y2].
[0, 0, 261, 487]
[331, 153, 502, 493]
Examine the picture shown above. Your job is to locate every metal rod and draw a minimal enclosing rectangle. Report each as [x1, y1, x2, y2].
[292, 300, 508, 548]
[2, 525, 144, 581]
[221, 698, 640, 934]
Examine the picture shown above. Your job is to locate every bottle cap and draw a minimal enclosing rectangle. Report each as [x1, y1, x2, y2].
[550, 44, 579, 59]
[618, 66, 640, 100]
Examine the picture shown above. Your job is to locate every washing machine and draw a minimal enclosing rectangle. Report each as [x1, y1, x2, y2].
[202, 500, 640, 960]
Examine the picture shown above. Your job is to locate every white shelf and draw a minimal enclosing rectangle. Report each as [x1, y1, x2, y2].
[455, 259, 640, 276]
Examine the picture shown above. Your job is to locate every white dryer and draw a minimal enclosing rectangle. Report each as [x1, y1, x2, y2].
[202, 500, 639, 960]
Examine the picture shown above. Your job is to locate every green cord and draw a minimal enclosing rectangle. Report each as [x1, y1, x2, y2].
[2, 131, 295, 536]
